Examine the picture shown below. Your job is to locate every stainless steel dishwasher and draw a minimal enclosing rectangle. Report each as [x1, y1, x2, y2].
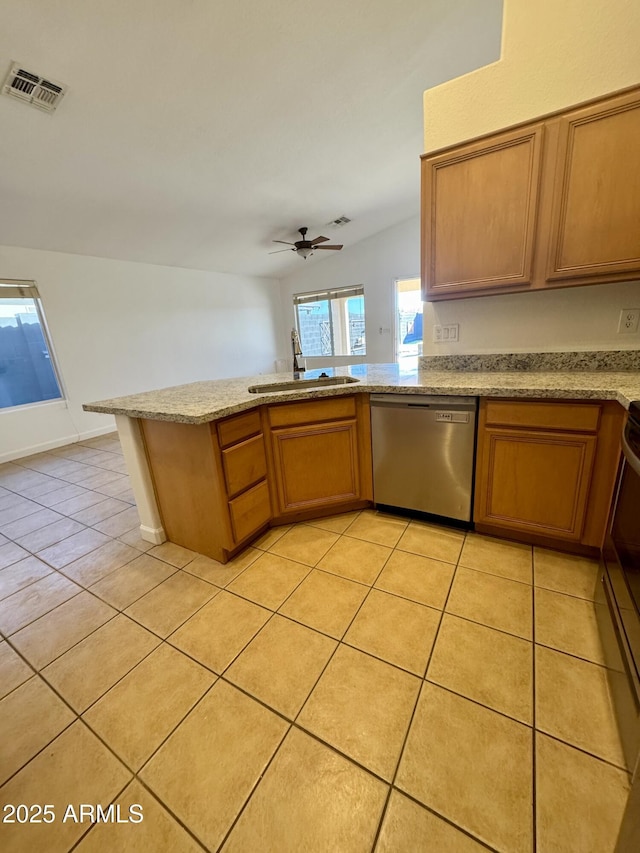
[370, 394, 477, 522]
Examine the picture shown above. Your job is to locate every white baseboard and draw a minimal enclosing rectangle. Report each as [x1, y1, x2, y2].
[1, 424, 118, 464]
[139, 524, 166, 545]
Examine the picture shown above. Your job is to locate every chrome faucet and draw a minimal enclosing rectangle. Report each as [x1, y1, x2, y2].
[291, 328, 305, 379]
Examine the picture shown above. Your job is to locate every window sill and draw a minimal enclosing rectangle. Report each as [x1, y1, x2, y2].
[1, 398, 67, 414]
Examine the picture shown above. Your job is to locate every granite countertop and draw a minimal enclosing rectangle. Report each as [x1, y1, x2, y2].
[83, 358, 640, 425]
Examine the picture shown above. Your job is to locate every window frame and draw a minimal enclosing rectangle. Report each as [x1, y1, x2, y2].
[0, 278, 66, 411]
[293, 285, 366, 359]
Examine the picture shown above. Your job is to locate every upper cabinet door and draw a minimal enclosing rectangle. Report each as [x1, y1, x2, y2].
[422, 124, 544, 300]
[545, 89, 640, 282]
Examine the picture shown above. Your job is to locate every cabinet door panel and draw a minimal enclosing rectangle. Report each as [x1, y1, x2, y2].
[546, 89, 640, 280]
[271, 421, 359, 514]
[477, 429, 597, 540]
[422, 124, 544, 298]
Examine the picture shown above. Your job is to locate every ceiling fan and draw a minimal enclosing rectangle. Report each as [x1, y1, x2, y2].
[269, 227, 343, 260]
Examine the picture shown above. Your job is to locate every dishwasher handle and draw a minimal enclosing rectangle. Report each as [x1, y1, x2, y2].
[370, 393, 477, 410]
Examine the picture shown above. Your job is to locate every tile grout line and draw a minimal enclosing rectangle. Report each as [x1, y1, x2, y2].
[205, 525, 402, 850]
[368, 530, 494, 853]
[2, 438, 621, 849]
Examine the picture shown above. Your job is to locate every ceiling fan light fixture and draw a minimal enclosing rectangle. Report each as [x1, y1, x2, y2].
[269, 226, 343, 259]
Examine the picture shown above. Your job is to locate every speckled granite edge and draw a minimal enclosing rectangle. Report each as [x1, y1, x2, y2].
[83, 363, 640, 424]
[419, 350, 640, 372]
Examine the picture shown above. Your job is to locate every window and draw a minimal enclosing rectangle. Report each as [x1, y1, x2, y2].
[294, 286, 365, 358]
[395, 277, 422, 362]
[0, 280, 64, 410]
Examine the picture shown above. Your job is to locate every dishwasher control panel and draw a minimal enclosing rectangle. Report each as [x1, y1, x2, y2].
[435, 411, 470, 423]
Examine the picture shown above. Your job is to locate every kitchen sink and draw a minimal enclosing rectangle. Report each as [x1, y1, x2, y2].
[248, 376, 359, 393]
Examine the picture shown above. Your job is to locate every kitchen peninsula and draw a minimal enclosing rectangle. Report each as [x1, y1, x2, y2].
[84, 355, 640, 563]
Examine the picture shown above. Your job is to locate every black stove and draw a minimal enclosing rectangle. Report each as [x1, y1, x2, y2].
[598, 400, 640, 778]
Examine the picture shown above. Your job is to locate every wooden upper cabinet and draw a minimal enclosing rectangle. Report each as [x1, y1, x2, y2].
[545, 88, 640, 283]
[422, 84, 640, 300]
[422, 125, 544, 298]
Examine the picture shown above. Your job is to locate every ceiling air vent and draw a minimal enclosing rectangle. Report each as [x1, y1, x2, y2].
[2, 63, 67, 112]
[327, 216, 352, 228]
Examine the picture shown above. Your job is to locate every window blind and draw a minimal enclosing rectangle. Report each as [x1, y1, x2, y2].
[0, 280, 40, 299]
[293, 285, 364, 306]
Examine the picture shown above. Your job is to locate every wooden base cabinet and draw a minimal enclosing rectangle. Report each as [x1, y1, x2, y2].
[141, 409, 270, 564]
[139, 395, 374, 562]
[265, 395, 373, 522]
[474, 399, 624, 550]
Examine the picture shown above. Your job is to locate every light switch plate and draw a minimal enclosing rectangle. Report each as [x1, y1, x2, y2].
[433, 323, 459, 343]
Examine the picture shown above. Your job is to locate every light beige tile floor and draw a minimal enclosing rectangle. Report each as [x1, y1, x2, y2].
[0, 434, 632, 852]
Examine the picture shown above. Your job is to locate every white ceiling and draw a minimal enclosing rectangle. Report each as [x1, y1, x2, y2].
[0, 0, 503, 279]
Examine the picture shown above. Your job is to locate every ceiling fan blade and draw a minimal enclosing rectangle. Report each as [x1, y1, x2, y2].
[268, 248, 295, 254]
[310, 235, 329, 245]
[272, 240, 296, 245]
[314, 244, 343, 250]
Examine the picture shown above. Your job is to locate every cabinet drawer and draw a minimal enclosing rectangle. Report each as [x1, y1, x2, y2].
[216, 409, 261, 449]
[222, 434, 267, 498]
[228, 479, 271, 543]
[268, 396, 356, 428]
[483, 400, 601, 433]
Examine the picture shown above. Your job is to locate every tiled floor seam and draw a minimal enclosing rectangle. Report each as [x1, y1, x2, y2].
[0, 644, 218, 805]
[1, 587, 87, 639]
[4, 606, 121, 671]
[0, 644, 81, 789]
[30, 630, 161, 722]
[533, 583, 600, 603]
[534, 729, 632, 776]
[388, 787, 500, 852]
[70, 773, 212, 853]
[534, 639, 614, 670]
[3, 546, 170, 629]
[56, 549, 142, 589]
[369, 531, 469, 852]
[88, 565, 181, 611]
[442, 610, 534, 643]
[3, 524, 92, 559]
[83, 671, 220, 779]
[210, 716, 294, 852]
[123, 575, 221, 641]
[422, 679, 534, 728]
[0, 711, 78, 792]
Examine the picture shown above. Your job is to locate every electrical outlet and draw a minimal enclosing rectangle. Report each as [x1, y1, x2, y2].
[618, 309, 640, 334]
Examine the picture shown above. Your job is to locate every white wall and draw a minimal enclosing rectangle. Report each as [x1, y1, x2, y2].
[278, 219, 640, 361]
[0, 245, 281, 461]
[421, 0, 640, 355]
[423, 0, 640, 153]
[429, 282, 640, 355]
[278, 217, 420, 367]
